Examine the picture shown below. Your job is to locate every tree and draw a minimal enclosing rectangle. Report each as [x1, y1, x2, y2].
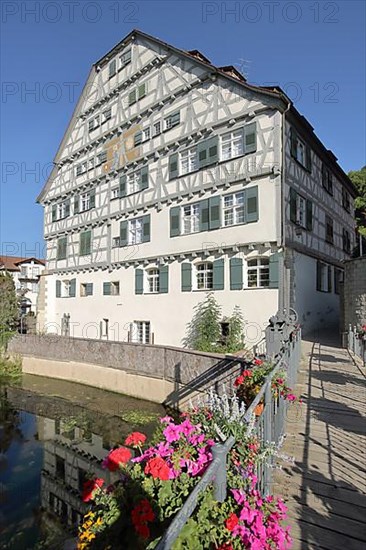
[183, 293, 222, 352]
[183, 294, 245, 353]
[0, 273, 19, 347]
[348, 166, 366, 236]
[225, 305, 245, 353]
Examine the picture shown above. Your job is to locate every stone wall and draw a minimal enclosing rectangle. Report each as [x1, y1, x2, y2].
[341, 257, 366, 331]
[8, 334, 240, 405]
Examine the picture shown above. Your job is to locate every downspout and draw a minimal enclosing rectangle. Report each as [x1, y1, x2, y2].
[279, 100, 291, 313]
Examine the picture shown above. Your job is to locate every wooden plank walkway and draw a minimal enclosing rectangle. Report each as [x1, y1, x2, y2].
[274, 334, 366, 550]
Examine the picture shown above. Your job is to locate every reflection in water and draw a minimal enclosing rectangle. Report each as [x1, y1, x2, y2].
[0, 375, 163, 549]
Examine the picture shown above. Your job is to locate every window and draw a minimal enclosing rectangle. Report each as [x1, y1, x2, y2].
[32, 283, 38, 293]
[80, 283, 93, 297]
[221, 130, 244, 161]
[109, 59, 117, 78]
[20, 266, 27, 277]
[182, 203, 200, 234]
[80, 193, 90, 212]
[128, 83, 147, 106]
[96, 151, 107, 166]
[127, 172, 141, 194]
[132, 321, 151, 344]
[290, 188, 313, 231]
[290, 128, 311, 171]
[55, 456, 65, 481]
[342, 188, 350, 212]
[111, 187, 119, 199]
[325, 215, 334, 244]
[103, 108, 112, 122]
[103, 281, 120, 295]
[153, 121, 161, 136]
[322, 164, 333, 195]
[88, 115, 99, 132]
[247, 258, 270, 288]
[79, 230, 91, 256]
[120, 49, 131, 68]
[56, 278, 76, 298]
[316, 261, 332, 292]
[146, 269, 159, 293]
[134, 127, 151, 146]
[52, 200, 70, 222]
[342, 228, 351, 254]
[181, 148, 198, 175]
[196, 262, 213, 290]
[57, 237, 67, 260]
[223, 192, 245, 226]
[334, 268, 343, 294]
[129, 217, 144, 244]
[164, 112, 180, 131]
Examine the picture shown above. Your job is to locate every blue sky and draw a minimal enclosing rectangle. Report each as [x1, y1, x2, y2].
[1, 0, 365, 258]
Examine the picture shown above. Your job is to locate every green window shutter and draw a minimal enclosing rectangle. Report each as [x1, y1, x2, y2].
[170, 206, 181, 237]
[52, 205, 57, 222]
[74, 196, 79, 214]
[79, 233, 85, 256]
[316, 261, 321, 291]
[86, 283, 93, 296]
[197, 136, 218, 168]
[119, 175, 127, 197]
[89, 190, 96, 209]
[244, 122, 257, 153]
[69, 278, 76, 297]
[103, 282, 111, 295]
[135, 269, 144, 294]
[134, 131, 142, 147]
[57, 237, 67, 260]
[169, 153, 179, 180]
[120, 221, 128, 246]
[159, 265, 169, 293]
[181, 263, 192, 292]
[290, 128, 297, 158]
[56, 280, 61, 298]
[246, 186, 258, 223]
[305, 146, 312, 172]
[209, 196, 221, 230]
[213, 259, 225, 290]
[230, 258, 243, 290]
[199, 200, 209, 232]
[170, 112, 180, 127]
[85, 231, 91, 255]
[327, 266, 332, 293]
[138, 83, 146, 99]
[65, 200, 70, 217]
[290, 188, 297, 223]
[142, 215, 150, 242]
[128, 89, 136, 105]
[269, 253, 280, 288]
[139, 166, 149, 190]
[306, 199, 313, 231]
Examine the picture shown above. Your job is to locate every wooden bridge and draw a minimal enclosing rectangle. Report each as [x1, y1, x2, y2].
[274, 333, 366, 549]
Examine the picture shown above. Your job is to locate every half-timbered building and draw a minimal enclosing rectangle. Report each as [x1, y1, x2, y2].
[37, 30, 356, 346]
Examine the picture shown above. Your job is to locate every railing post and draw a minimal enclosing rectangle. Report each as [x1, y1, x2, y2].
[263, 382, 272, 495]
[212, 443, 228, 502]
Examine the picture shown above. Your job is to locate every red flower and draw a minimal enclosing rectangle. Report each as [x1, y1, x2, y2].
[216, 544, 234, 550]
[125, 431, 147, 447]
[225, 513, 239, 532]
[104, 447, 132, 471]
[131, 499, 154, 540]
[254, 358, 263, 366]
[234, 375, 244, 387]
[242, 369, 252, 377]
[82, 478, 104, 502]
[134, 522, 150, 539]
[145, 456, 171, 480]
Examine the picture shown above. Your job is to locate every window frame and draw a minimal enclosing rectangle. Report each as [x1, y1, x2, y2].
[246, 257, 270, 289]
[223, 191, 245, 227]
[132, 320, 151, 344]
[128, 217, 144, 245]
[180, 147, 198, 175]
[182, 203, 200, 235]
[195, 261, 214, 291]
[325, 215, 334, 245]
[221, 129, 244, 161]
[146, 268, 160, 294]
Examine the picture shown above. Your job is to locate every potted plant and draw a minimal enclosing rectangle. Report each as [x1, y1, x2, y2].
[234, 360, 273, 415]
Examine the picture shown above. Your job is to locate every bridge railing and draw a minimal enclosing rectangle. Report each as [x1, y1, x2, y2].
[156, 313, 301, 550]
[346, 324, 366, 365]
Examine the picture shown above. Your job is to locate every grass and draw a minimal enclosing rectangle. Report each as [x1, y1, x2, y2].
[0, 348, 22, 383]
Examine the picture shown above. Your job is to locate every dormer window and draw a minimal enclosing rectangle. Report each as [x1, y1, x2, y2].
[120, 49, 131, 68]
[290, 128, 311, 172]
[109, 59, 117, 78]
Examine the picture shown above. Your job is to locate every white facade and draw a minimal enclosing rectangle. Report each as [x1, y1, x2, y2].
[0, 257, 45, 314]
[37, 30, 356, 345]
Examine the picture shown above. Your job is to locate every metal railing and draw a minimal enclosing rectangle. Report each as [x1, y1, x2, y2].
[156, 319, 301, 550]
[346, 324, 366, 365]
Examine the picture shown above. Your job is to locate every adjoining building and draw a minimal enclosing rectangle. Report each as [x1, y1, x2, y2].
[36, 29, 356, 347]
[0, 255, 46, 315]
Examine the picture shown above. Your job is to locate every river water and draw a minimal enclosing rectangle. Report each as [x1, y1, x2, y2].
[0, 374, 164, 549]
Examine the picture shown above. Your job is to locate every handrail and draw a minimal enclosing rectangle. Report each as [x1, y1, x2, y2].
[156, 329, 301, 550]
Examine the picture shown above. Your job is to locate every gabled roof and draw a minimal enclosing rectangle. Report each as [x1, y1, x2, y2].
[37, 28, 356, 202]
[0, 256, 45, 271]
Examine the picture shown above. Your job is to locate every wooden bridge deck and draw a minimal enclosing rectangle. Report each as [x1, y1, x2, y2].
[274, 334, 366, 550]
